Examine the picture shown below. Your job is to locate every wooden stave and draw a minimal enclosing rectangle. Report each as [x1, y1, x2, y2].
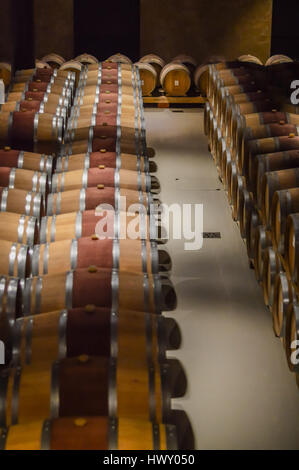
[0, 212, 39, 246]
[21, 268, 176, 316]
[0, 355, 184, 426]
[1, 416, 178, 450]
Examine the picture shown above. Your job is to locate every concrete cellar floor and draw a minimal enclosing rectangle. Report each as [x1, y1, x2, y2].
[144, 108, 299, 450]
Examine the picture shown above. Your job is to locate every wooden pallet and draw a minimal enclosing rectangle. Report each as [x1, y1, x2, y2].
[143, 95, 207, 108]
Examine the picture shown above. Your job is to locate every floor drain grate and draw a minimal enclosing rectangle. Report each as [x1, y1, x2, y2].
[203, 232, 221, 238]
[171, 109, 184, 113]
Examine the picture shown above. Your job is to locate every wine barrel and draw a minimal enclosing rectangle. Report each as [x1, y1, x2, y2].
[135, 62, 157, 96]
[39, 209, 163, 244]
[261, 168, 299, 226]
[262, 247, 282, 308]
[139, 54, 165, 80]
[235, 112, 299, 167]
[253, 226, 272, 282]
[231, 174, 245, 221]
[1, 416, 178, 450]
[12, 307, 178, 367]
[238, 55, 263, 65]
[46, 187, 155, 216]
[0, 212, 38, 245]
[265, 55, 293, 66]
[241, 124, 299, 181]
[246, 208, 260, 260]
[0, 62, 11, 86]
[55, 151, 156, 174]
[11, 81, 72, 100]
[0, 187, 44, 219]
[22, 268, 176, 315]
[41, 53, 65, 68]
[194, 64, 209, 95]
[285, 213, 299, 285]
[51, 168, 159, 194]
[0, 111, 64, 154]
[0, 355, 184, 425]
[270, 188, 299, 253]
[0, 240, 29, 277]
[59, 61, 82, 86]
[250, 150, 299, 202]
[0, 148, 53, 175]
[35, 60, 52, 70]
[272, 273, 296, 338]
[284, 303, 299, 373]
[0, 276, 22, 332]
[0, 99, 66, 118]
[239, 187, 254, 239]
[75, 53, 99, 65]
[107, 53, 132, 64]
[160, 63, 191, 96]
[226, 160, 237, 204]
[172, 55, 197, 76]
[30, 238, 169, 276]
[0, 167, 48, 195]
[6, 90, 70, 110]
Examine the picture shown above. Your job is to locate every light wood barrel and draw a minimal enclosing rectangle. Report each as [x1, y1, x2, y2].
[250, 150, 299, 202]
[107, 53, 132, 64]
[0, 99, 66, 118]
[272, 273, 296, 338]
[0, 240, 30, 278]
[0, 212, 39, 245]
[23, 268, 176, 315]
[194, 64, 209, 95]
[0, 148, 53, 175]
[270, 188, 299, 253]
[238, 55, 263, 65]
[241, 124, 299, 181]
[55, 151, 156, 174]
[171, 55, 197, 77]
[41, 54, 65, 68]
[35, 60, 52, 70]
[135, 62, 157, 96]
[139, 54, 165, 81]
[1, 416, 178, 450]
[0, 356, 182, 425]
[45, 187, 155, 216]
[246, 208, 260, 260]
[51, 168, 159, 193]
[75, 53, 99, 65]
[261, 168, 299, 226]
[262, 247, 282, 308]
[39, 209, 163, 244]
[11, 307, 178, 367]
[265, 55, 293, 66]
[253, 226, 272, 282]
[284, 303, 299, 374]
[30, 238, 170, 276]
[0, 187, 44, 219]
[0, 62, 11, 86]
[0, 276, 21, 360]
[285, 213, 299, 285]
[0, 111, 64, 154]
[160, 63, 191, 96]
[0, 167, 47, 195]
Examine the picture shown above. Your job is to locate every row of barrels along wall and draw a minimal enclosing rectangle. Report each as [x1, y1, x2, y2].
[1, 53, 295, 100]
[0, 57, 193, 449]
[205, 55, 299, 389]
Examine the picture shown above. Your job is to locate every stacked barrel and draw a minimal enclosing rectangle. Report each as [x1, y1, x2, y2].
[205, 58, 299, 388]
[0, 60, 191, 450]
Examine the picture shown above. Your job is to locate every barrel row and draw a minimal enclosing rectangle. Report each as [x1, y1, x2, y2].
[205, 60, 299, 388]
[0, 59, 191, 450]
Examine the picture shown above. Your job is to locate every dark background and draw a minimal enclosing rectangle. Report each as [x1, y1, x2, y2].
[1, 0, 299, 69]
[271, 0, 299, 59]
[74, 0, 140, 62]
